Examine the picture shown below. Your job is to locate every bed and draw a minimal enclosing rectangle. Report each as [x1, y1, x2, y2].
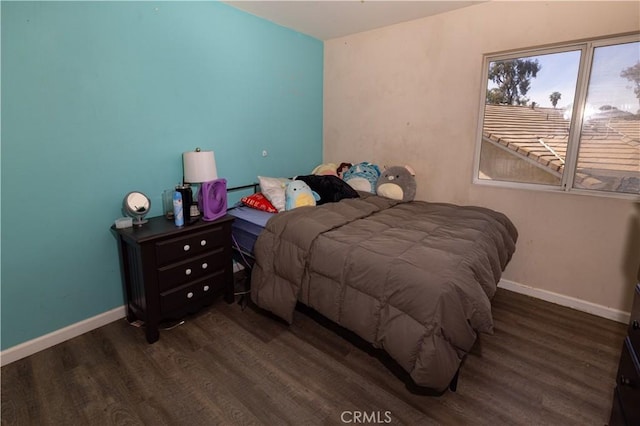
[229, 187, 517, 393]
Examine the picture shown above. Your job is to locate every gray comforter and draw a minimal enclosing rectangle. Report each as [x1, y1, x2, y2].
[251, 193, 517, 391]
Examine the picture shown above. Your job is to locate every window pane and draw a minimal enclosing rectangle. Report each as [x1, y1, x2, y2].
[478, 50, 581, 186]
[573, 42, 640, 194]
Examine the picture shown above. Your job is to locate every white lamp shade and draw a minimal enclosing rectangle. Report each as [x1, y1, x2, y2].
[183, 150, 218, 183]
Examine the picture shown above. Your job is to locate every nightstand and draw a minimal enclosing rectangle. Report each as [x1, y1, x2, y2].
[112, 215, 234, 343]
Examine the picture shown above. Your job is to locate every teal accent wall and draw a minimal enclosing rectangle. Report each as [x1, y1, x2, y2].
[1, 1, 323, 350]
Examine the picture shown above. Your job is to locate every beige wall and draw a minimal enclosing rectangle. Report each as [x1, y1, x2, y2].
[324, 1, 640, 314]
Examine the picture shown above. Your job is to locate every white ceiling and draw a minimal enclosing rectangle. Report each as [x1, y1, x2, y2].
[224, 1, 484, 40]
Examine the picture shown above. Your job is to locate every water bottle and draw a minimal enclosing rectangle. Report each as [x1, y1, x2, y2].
[173, 191, 184, 227]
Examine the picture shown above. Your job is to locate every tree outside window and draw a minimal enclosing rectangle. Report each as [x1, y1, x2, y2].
[476, 35, 639, 197]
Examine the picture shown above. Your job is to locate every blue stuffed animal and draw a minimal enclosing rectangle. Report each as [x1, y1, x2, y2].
[342, 162, 381, 193]
[285, 180, 321, 210]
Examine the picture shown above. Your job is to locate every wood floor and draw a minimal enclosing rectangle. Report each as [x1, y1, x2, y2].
[1, 288, 626, 426]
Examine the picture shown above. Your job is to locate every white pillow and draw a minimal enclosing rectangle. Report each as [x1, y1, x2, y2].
[258, 176, 291, 212]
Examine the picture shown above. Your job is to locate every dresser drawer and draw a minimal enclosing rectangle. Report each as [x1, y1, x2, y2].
[160, 271, 225, 314]
[157, 247, 228, 293]
[616, 337, 640, 425]
[629, 284, 640, 353]
[155, 226, 227, 266]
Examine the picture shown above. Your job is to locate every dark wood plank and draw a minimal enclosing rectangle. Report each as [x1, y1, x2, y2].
[1, 289, 627, 425]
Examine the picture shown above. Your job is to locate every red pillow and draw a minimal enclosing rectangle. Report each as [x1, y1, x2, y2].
[241, 192, 278, 213]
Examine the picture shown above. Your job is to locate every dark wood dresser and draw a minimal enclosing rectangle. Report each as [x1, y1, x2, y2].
[609, 279, 640, 425]
[112, 215, 235, 343]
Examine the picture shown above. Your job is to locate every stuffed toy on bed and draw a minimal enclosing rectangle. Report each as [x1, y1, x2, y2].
[375, 165, 416, 202]
[342, 162, 381, 193]
[285, 180, 321, 210]
[311, 162, 339, 177]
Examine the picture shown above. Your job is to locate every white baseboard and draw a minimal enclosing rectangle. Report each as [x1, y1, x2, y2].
[0, 306, 126, 367]
[498, 279, 630, 324]
[0, 280, 630, 366]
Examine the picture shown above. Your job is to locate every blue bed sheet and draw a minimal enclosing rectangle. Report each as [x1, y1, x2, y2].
[228, 205, 275, 256]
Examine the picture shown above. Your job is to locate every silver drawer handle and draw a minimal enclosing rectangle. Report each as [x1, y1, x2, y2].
[187, 292, 194, 299]
[185, 268, 192, 276]
[183, 244, 190, 251]
[202, 263, 208, 269]
[200, 239, 207, 247]
[203, 285, 210, 291]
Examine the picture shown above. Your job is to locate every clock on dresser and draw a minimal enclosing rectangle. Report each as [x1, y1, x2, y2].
[112, 214, 235, 343]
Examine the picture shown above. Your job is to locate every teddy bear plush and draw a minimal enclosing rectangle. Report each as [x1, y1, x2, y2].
[285, 180, 321, 210]
[375, 165, 416, 202]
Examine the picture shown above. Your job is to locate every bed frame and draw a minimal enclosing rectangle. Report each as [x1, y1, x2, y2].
[227, 183, 261, 308]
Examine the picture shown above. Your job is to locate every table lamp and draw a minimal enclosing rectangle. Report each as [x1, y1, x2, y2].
[183, 148, 218, 221]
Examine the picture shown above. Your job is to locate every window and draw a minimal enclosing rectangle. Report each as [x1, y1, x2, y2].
[474, 34, 640, 198]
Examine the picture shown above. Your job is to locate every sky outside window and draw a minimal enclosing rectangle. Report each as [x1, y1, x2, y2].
[487, 41, 639, 112]
[524, 51, 580, 109]
[486, 51, 580, 109]
[587, 42, 640, 113]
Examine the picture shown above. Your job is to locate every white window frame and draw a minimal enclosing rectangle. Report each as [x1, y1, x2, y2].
[473, 33, 640, 201]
